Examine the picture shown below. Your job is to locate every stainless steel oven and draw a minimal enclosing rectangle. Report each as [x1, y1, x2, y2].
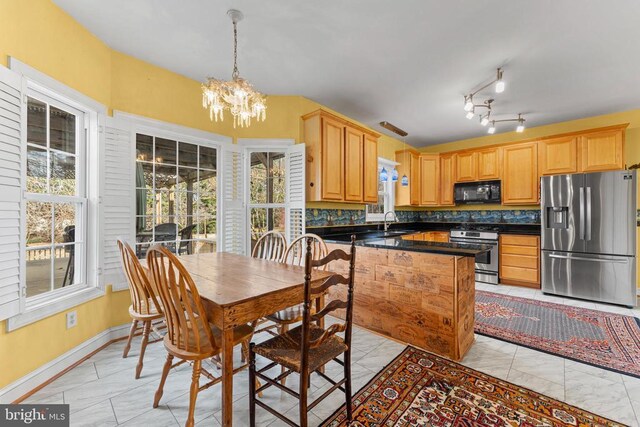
[449, 228, 499, 284]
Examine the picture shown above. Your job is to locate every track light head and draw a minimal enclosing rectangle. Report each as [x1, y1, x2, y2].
[480, 116, 489, 126]
[466, 110, 475, 120]
[495, 68, 505, 93]
[516, 114, 525, 132]
[464, 96, 474, 111]
[488, 121, 496, 134]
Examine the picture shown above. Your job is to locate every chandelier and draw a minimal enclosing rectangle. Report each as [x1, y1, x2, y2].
[202, 9, 266, 128]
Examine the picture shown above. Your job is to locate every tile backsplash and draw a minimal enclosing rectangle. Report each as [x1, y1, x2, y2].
[306, 208, 540, 227]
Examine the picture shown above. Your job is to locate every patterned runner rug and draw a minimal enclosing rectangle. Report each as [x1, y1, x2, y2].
[475, 290, 640, 378]
[321, 346, 622, 426]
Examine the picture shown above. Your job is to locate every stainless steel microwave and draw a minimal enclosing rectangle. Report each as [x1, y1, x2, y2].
[453, 180, 501, 204]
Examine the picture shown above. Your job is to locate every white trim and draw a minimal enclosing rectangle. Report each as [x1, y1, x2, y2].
[6, 286, 104, 331]
[0, 322, 131, 403]
[113, 111, 232, 146]
[236, 138, 295, 148]
[8, 57, 107, 115]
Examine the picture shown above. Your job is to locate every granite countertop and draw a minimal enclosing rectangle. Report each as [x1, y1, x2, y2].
[327, 236, 491, 257]
[310, 221, 541, 237]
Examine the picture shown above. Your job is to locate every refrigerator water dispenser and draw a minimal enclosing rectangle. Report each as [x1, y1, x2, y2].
[546, 206, 568, 229]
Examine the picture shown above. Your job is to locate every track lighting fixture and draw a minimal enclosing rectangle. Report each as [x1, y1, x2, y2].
[487, 113, 526, 134]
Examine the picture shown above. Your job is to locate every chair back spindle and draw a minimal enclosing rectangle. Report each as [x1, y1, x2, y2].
[118, 240, 162, 316]
[252, 230, 287, 262]
[146, 245, 216, 355]
[284, 233, 328, 269]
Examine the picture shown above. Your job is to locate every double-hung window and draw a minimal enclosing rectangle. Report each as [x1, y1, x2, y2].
[247, 150, 286, 253]
[25, 93, 86, 299]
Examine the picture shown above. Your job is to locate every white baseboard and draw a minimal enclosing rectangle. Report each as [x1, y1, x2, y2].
[0, 322, 131, 403]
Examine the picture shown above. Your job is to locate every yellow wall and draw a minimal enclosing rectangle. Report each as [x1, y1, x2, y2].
[0, 0, 410, 389]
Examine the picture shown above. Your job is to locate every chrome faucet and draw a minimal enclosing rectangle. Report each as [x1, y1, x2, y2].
[383, 211, 399, 232]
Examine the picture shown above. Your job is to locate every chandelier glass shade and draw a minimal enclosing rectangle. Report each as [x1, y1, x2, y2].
[201, 10, 266, 128]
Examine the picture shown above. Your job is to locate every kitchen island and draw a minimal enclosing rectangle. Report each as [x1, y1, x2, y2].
[325, 236, 489, 361]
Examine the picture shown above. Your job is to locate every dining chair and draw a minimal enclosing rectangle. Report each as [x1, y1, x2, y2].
[117, 240, 165, 379]
[178, 224, 197, 255]
[249, 236, 357, 427]
[146, 245, 255, 427]
[251, 230, 287, 262]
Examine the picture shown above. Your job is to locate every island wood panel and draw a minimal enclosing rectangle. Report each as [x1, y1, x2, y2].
[325, 243, 475, 361]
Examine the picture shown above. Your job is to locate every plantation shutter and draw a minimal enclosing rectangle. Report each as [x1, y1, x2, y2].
[100, 116, 134, 290]
[286, 143, 305, 243]
[221, 144, 246, 254]
[0, 66, 25, 320]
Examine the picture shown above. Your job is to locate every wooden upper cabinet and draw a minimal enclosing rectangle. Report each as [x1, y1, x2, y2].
[539, 136, 578, 175]
[454, 152, 477, 182]
[503, 142, 539, 205]
[439, 154, 455, 206]
[395, 149, 420, 206]
[579, 127, 625, 172]
[477, 147, 502, 180]
[344, 126, 363, 202]
[363, 134, 378, 203]
[321, 117, 345, 200]
[302, 109, 380, 202]
[420, 154, 440, 206]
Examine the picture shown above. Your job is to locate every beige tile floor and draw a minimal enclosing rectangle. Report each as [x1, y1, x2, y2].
[23, 283, 640, 426]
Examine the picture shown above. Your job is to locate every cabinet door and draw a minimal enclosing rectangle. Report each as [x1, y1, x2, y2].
[321, 117, 345, 200]
[363, 134, 378, 203]
[439, 154, 455, 206]
[344, 126, 363, 202]
[455, 152, 477, 182]
[477, 147, 502, 180]
[579, 128, 624, 172]
[503, 142, 539, 205]
[410, 153, 420, 205]
[420, 154, 440, 206]
[539, 136, 578, 175]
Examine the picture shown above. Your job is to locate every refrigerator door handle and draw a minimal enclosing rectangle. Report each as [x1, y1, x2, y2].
[585, 186, 592, 241]
[548, 253, 629, 264]
[579, 187, 585, 240]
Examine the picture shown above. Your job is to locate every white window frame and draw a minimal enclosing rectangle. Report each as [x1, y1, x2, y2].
[238, 139, 295, 255]
[8, 58, 105, 331]
[365, 157, 398, 222]
[114, 111, 232, 267]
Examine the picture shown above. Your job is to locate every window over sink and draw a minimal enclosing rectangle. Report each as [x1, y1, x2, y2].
[365, 158, 397, 222]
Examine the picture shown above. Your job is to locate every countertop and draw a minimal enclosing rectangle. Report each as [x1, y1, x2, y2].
[310, 221, 541, 237]
[327, 236, 491, 257]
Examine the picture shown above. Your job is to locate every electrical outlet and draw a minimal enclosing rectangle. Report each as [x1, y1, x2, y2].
[66, 311, 77, 329]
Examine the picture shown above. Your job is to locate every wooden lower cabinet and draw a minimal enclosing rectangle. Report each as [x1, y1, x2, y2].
[325, 244, 475, 361]
[402, 232, 449, 242]
[499, 234, 540, 288]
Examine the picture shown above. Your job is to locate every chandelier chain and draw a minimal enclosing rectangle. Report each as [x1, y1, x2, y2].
[232, 21, 239, 80]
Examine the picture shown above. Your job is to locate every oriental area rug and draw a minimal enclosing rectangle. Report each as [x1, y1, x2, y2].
[475, 290, 640, 378]
[321, 346, 622, 427]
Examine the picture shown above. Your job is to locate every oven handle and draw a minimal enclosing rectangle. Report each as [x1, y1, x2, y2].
[450, 238, 498, 245]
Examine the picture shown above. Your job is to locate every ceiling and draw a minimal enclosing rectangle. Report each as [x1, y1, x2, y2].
[53, 0, 640, 146]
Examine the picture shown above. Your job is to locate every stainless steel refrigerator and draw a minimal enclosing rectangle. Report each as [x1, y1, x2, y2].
[541, 170, 637, 307]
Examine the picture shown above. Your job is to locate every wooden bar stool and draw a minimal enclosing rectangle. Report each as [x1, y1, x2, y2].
[146, 245, 254, 427]
[117, 240, 164, 379]
[249, 236, 357, 427]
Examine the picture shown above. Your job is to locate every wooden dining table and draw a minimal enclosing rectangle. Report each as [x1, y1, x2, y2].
[172, 252, 334, 426]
